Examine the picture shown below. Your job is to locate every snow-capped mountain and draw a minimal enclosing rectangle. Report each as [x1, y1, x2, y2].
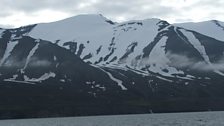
[0, 14, 224, 119]
[174, 20, 224, 41]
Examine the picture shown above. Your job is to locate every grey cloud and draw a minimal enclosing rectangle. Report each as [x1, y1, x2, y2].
[179, 0, 224, 21]
[0, 0, 177, 21]
[92, 0, 175, 20]
[28, 57, 52, 67]
[167, 52, 224, 72]
[191, 0, 224, 8]
[0, 11, 12, 17]
[0, 0, 224, 27]
[29, 60, 51, 67]
[2, 57, 52, 68]
[0, 0, 99, 15]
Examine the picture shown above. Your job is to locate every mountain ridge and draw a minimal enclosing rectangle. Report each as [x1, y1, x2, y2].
[0, 14, 224, 119]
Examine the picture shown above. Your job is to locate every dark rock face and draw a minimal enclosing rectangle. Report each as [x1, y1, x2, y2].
[0, 16, 224, 119]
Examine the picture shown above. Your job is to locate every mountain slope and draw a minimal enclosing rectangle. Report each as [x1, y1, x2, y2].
[25, 15, 224, 78]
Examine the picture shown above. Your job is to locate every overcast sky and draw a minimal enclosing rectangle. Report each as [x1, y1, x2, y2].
[0, 0, 224, 28]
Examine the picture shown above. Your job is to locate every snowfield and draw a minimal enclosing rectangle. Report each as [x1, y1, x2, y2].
[0, 111, 224, 126]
